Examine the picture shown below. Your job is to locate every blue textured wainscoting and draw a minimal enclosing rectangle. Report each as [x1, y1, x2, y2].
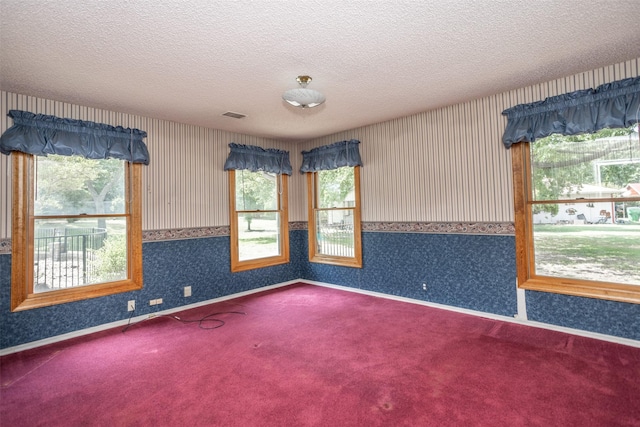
[305, 232, 518, 317]
[526, 290, 640, 341]
[2, 230, 639, 349]
[1, 233, 307, 349]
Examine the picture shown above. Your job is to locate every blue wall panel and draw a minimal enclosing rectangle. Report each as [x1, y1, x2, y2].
[306, 232, 518, 316]
[1, 233, 306, 349]
[526, 290, 640, 341]
[1, 230, 639, 349]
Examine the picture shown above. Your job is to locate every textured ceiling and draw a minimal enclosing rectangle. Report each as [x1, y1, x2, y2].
[1, 0, 639, 142]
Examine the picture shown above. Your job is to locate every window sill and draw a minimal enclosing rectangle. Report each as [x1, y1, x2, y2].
[519, 277, 640, 304]
[309, 255, 362, 268]
[230, 256, 290, 273]
[12, 279, 143, 312]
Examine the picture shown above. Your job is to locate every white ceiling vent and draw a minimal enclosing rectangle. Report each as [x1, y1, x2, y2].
[222, 111, 246, 119]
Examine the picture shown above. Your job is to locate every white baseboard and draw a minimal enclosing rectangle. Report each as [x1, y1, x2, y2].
[2, 278, 638, 355]
[0, 279, 300, 356]
[304, 280, 640, 348]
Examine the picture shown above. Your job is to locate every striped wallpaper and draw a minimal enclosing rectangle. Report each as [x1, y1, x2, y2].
[1, 58, 638, 239]
[0, 95, 294, 239]
[303, 59, 640, 223]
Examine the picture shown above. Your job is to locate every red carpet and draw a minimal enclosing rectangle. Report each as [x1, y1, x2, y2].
[2, 283, 639, 426]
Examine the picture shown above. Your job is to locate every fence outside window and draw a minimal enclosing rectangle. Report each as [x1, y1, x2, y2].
[34, 228, 107, 292]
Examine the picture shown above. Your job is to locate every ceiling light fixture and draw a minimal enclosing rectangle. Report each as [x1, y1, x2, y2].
[282, 75, 326, 108]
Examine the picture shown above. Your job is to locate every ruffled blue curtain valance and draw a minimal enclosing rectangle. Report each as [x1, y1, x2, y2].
[300, 139, 363, 173]
[223, 143, 292, 175]
[0, 110, 150, 164]
[502, 76, 640, 148]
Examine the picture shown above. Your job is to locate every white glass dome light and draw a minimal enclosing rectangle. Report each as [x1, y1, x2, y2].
[282, 75, 326, 108]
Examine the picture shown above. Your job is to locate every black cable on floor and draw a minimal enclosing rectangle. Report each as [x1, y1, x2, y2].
[167, 311, 247, 330]
[121, 309, 137, 333]
[121, 310, 246, 333]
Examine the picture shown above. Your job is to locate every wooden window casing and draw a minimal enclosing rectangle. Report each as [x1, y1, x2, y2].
[10, 152, 143, 311]
[511, 143, 640, 304]
[228, 169, 289, 272]
[306, 166, 362, 268]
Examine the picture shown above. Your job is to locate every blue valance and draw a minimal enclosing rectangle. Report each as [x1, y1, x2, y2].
[502, 76, 640, 148]
[300, 139, 363, 173]
[223, 143, 292, 175]
[0, 110, 150, 164]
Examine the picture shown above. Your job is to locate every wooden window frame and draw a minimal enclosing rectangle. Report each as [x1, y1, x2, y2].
[511, 143, 640, 304]
[10, 152, 143, 311]
[306, 166, 362, 268]
[228, 169, 289, 272]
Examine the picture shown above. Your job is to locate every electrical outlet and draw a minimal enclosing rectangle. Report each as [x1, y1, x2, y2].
[149, 299, 156, 306]
[184, 286, 192, 297]
[156, 298, 163, 305]
[127, 300, 135, 311]
[422, 283, 427, 291]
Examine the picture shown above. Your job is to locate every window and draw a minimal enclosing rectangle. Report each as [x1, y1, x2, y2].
[512, 126, 640, 303]
[307, 166, 362, 267]
[11, 152, 143, 311]
[228, 169, 289, 272]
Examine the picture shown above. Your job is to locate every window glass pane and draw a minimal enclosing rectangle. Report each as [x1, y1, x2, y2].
[532, 203, 640, 286]
[530, 127, 640, 201]
[237, 212, 280, 261]
[235, 170, 277, 211]
[315, 209, 355, 257]
[531, 202, 636, 225]
[318, 167, 355, 208]
[35, 155, 125, 215]
[33, 217, 128, 292]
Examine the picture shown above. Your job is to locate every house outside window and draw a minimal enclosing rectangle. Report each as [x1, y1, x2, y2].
[503, 78, 640, 304]
[301, 140, 364, 268]
[512, 126, 640, 303]
[307, 166, 362, 267]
